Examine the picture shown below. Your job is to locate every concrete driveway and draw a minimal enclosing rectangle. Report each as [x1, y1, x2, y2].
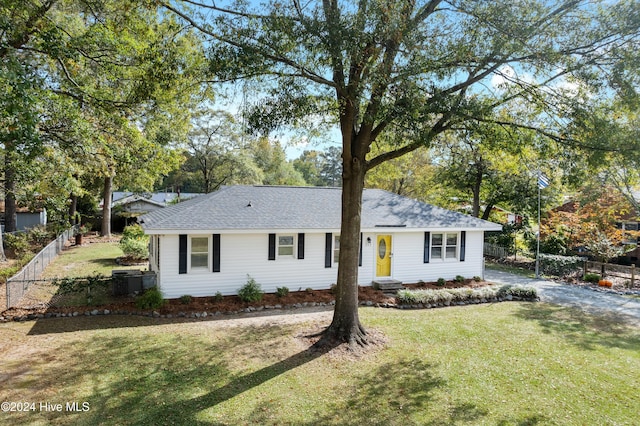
[485, 268, 640, 326]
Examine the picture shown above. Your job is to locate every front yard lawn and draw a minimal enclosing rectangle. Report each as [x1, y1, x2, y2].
[1, 302, 638, 425]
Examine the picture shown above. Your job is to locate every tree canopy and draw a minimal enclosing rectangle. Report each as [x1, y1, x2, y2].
[160, 0, 640, 346]
[1, 0, 209, 234]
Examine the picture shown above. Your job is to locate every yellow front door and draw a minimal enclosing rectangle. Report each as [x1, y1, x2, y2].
[376, 235, 392, 277]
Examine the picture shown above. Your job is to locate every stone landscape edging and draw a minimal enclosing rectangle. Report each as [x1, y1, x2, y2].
[0, 296, 538, 323]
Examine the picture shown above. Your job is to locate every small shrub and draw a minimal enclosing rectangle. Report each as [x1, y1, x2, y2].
[396, 285, 537, 306]
[4, 233, 30, 258]
[276, 286, 289, 298]
[329, 284, 337, 294]
[214, 291, 223, 302]
[28, 226, 51, 246]
[436, 278, 446, 287]
[417, 280, 426, 287]
[119, 224, 149, 259]
[0, 266, 21, 282]
[238, 275, 263, 302]
[119, 238, 149, 259]
[446, 287, 473, 301]
[396, 289, 418, 304]
[53, 274, 110, 305]
[497, 284, 538, 299]
[135, 287, 166, 310]
[538, 254, 585, 277]
[122, 224, 146, 240]
[455, 275, 465, 283]
[473, 276, 482, 282]
[179, 295, 193, 305]
[583, 273, 601, 283]
[18, 252, 35, 265]
[305, 287, 314, 293]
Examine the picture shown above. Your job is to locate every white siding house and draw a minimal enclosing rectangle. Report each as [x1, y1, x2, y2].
[140, 186, 502, 299]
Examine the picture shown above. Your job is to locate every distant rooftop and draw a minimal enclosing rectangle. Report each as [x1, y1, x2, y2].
[112, 192, 203, 207]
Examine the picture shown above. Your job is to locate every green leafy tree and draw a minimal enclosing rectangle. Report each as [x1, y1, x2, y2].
[182, 110, 263, 193]
[293, 150, 325, 186]
[366, 144, 436, 199]
[163, 0, 640, 347]
[250, 138, 306, 186]
[432, 125, 544, 220]
[293, 147, 342, 187]
[1, 1, 208, 237]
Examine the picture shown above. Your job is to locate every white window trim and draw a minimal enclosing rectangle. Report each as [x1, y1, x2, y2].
[431, 232, 459, 262]
[277, 234, 296, 259]
[189, 235, 210, 272]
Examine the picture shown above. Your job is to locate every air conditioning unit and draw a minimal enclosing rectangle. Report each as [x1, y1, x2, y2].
[112, 270, 143, 296]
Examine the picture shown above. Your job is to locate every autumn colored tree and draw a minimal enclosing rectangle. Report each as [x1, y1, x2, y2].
[541, 185, 639, 262]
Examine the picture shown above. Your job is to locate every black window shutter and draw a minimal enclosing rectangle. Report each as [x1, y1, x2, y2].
[423, 232, 430, 263]
[460, 231, 466, 262]
[358, 233, 363, 267]
[325, 233, 332, 268]
[297, 233, 305, 259]
[268, 233, 276, 260]
[179, 234, 187, 274]
[212, 234, 221, 272]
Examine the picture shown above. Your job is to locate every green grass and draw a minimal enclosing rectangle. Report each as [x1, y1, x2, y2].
[485, 261, 536, 278]
[1, 303, 638, 425]
[8, 242, 146, 308]
[40, 242, 143, 279]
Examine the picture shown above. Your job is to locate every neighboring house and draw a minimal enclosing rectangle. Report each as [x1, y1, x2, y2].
[0, 202, 47, 231]
[140, 185, 502, 298]
[107, 192, 202, 229]
[111, 192, 202, 217]
[113, 193, 166, 216]
[459, 204, 523, 225]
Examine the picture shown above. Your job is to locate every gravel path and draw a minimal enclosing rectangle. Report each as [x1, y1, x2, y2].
[485, 269, 640, 326]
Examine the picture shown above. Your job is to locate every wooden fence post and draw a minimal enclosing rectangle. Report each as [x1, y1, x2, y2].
[631, 264, 635, 289]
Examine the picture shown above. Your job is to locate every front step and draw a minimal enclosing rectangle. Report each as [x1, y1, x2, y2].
[373, 279, 404, 293]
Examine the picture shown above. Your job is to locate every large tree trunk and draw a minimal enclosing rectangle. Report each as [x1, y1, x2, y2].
[321, 143, 369, 347]
[4, 145, 17, 233]
[101, 174, 113, 237]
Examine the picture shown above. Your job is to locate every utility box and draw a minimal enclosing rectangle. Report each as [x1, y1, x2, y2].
[112, 270, 143, 296]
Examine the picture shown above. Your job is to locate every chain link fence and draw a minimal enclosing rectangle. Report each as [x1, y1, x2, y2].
[5, 225, 79, 309]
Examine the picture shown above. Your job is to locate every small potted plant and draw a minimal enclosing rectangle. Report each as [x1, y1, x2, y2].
[76, 224, 90, 245]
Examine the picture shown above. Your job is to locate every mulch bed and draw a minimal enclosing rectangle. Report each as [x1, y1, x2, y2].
[1, 279, 495, 321]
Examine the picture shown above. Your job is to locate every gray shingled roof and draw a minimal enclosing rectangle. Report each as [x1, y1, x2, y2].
[139, 185, 502, 231]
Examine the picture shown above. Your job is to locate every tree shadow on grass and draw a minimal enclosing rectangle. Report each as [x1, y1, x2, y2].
[88, 257, 121, 268]
[301, 357, 488, 425]
[514, 302, 640, 351]
[4, 323, 337, 425]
